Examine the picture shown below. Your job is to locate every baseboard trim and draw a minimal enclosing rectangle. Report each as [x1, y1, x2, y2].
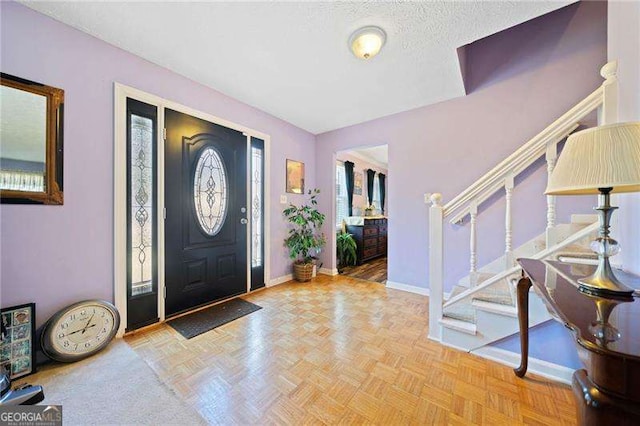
[386, 280, 429, 296]
[268, 274, 293, 287]
[319, 267, 339, 276]
[386, 280, 452, 299]
[472, 346, 574, 385]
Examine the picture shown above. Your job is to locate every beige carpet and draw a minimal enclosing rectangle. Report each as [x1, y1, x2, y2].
[15, 340, 205, 425]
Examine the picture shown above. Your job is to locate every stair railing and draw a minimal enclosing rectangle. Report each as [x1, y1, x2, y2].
[428, 61, 618, 341]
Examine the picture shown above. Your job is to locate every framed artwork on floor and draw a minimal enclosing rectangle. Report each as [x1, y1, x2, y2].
[1, 303, 36, 380]
[286, 159, 305, 194]
[354, 171, 363, 195]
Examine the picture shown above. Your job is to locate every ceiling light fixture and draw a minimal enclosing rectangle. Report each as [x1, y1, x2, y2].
[349, 26, 386, 60]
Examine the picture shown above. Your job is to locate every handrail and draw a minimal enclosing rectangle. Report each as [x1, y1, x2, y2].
[442, 220, 598, 309]
[443, 85, 606, 223]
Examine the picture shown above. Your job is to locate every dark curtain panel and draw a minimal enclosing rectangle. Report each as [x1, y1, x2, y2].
[378, 173, 386, 214]
[344, 161, 355, 216]
[366, 169, 376, 207]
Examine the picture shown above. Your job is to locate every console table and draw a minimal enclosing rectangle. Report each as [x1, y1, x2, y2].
[515, 258, 640, 425]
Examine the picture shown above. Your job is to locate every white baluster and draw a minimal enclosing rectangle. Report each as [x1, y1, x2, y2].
[428, 193, 444, 341]
[469, 200, 478, 286]
[504, 174, 514, 267]
[546, 143, 558, 247]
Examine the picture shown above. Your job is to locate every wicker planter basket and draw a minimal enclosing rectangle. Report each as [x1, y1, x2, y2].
[293, 263, 314, 282]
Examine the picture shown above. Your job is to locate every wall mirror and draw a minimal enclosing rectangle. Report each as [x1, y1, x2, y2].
[0, 73, 64, 204]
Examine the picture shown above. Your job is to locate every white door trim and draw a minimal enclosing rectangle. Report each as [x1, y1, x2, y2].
[113, 83, 271, 337]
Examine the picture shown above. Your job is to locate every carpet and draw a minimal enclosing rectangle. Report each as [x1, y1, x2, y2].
[167, 298, 262, 339]
[15, 340, 205, 425]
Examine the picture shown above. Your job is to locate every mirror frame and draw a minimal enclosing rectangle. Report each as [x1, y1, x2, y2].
[1, 73, 64, 205]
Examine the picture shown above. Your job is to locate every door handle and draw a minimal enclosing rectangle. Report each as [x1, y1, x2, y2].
[240, 218, 248, 225]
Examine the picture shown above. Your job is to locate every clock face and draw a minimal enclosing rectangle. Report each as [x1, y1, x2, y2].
[42, 300, 120, 362]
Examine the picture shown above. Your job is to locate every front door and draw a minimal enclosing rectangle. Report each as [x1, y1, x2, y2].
[164, 109, 248, 316]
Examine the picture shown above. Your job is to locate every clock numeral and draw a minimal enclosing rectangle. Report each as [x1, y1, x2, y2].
[63, 341, 69, 348]
[69, 314, 76, 321]
[61, 323, 69, 329]
[74, 344, 78, 350]
[58, 333, 64, 339]
[100, 311, 106, 318]
[84, 342, 91, 348]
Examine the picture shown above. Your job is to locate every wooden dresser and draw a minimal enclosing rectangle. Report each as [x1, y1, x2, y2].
[345, 218, 387, 265]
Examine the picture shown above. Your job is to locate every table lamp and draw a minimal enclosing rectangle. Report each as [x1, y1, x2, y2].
[545, 122, 640, 296]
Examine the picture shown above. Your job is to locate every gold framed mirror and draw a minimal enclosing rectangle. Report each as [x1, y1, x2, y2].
[1, 73, 64, 204]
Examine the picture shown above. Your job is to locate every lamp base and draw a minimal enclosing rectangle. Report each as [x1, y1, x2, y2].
[579, 269, 635, 297]
[577, 187, 635, 297]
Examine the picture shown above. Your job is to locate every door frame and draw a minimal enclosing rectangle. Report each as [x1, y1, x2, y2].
[113, 83, 271, 337]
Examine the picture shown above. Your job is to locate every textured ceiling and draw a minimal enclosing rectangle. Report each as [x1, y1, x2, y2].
[22, 1, 574, 134]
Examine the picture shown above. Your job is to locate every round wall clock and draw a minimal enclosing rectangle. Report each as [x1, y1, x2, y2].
[41, 300, 120, 362]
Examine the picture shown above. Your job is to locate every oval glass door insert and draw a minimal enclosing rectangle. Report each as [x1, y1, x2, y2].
[193, 146, 228, 236]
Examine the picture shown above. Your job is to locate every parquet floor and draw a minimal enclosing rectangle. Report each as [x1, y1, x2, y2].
[125, 275, 577, 425]
[341, 256, 387, 284]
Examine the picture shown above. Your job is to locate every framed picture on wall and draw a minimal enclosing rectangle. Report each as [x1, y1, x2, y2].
[354, 171, 363, 195]
[286, 159, 305, 194]
[0, 303, 36, 380]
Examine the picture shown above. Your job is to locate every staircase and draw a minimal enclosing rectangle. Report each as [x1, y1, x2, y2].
[427, 61, 619, 357]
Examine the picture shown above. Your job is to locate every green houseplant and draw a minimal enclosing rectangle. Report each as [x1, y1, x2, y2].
[336, 230, 357, 272]
[283, 189, 326, 282]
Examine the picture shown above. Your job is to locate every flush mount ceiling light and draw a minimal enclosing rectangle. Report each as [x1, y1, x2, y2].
[349, 26, 386, 60]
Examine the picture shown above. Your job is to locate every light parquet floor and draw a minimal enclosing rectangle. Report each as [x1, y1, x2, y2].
[125, 275, 577, 425]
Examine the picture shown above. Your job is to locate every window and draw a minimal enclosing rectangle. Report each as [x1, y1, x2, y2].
[372, 174, 381, 212]
[336, 161, 349, 228]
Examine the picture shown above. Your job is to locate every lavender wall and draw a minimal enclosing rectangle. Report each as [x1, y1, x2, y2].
[316, 1, 607, 290]
[0, 2, 315, 326]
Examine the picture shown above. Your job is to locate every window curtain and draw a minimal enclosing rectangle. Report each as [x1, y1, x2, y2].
[378, 173, 386, 214]
[344, 161, 355, 216]
[366, 169, 376, 207]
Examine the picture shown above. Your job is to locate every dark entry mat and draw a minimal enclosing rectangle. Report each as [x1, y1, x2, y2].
[167, 298, 262, 339]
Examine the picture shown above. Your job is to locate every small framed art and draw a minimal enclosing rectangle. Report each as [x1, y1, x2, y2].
[1, 303, 36, 380]
[286, 159, 305, 194]
[354, 171, 363, 195]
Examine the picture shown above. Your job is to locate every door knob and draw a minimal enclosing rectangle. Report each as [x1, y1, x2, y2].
[240, 218, 248, 225]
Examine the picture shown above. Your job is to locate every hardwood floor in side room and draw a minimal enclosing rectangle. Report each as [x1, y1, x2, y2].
[125, 275, 577, 425]
[341, 256, 387, 283]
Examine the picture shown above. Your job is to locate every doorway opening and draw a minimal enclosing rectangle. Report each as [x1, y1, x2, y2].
[335, 145, 388, 284]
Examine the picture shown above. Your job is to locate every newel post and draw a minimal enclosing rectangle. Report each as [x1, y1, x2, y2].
[428, 193, 444, 341]
[599, 60, 619, 125]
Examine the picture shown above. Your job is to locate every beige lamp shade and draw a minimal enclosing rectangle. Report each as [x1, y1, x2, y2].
[545, 122, 640, 195]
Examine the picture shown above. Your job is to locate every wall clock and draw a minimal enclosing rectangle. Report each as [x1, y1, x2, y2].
[41, 300, 120, 362]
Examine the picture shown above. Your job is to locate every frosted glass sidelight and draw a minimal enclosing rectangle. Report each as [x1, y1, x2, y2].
[251, 147, 263, 268]
[194, 147, 228, 236]
[130, 114, 154, 296]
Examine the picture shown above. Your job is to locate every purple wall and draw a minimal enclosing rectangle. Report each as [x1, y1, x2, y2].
[0, 2, 315, 326]
[316, 1, 607, 290]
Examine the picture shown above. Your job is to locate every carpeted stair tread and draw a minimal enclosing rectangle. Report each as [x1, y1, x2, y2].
[443, 286, 476, 323]
[472, 279, 514, 306]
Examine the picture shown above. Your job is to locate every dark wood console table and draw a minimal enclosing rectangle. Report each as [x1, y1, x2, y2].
[515, 258, 640, 425]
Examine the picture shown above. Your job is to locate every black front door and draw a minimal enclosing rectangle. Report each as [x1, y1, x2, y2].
[164, 109, 248, 316]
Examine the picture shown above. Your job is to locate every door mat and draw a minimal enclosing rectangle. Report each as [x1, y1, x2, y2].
[168, 298, 262, 339]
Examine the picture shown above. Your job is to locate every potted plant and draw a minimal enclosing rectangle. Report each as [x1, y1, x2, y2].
[336, 230, 357, 272]
[283, 189, 326, 282]
[364, 203, 375, 216]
